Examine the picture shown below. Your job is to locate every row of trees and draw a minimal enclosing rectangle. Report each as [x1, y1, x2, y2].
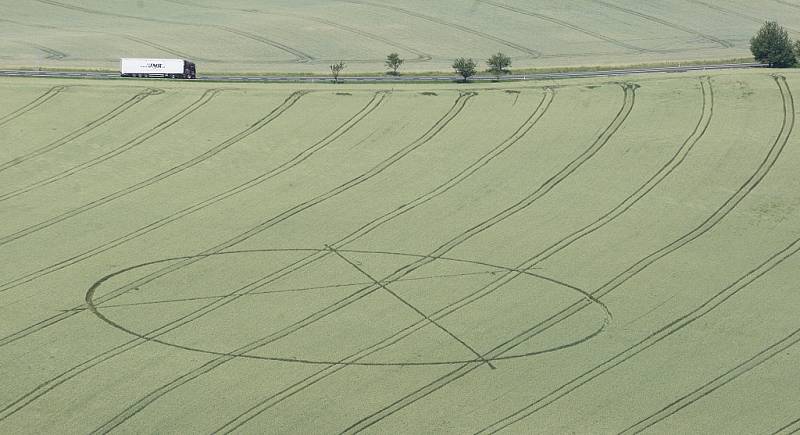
[750, 21, 800, 67]
[330, 51, 513, 83]
[330, 22, 798, 83]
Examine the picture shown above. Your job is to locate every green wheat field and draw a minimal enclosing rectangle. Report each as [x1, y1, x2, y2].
[1, 1, 800, 434]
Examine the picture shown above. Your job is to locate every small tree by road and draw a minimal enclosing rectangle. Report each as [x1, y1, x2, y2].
[750, 21, 796, 67]
[385, 53, 404, 75]
[330, 61, 345, 83]
[487, 52, 512, 80]
[453, 57, 477, 82]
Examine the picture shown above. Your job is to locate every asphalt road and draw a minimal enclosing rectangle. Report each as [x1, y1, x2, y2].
[0, 62, 766, 83]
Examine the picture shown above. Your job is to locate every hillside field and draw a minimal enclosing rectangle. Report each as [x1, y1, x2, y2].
[2, 0, 800, 73]
[0, 69, 799, 433]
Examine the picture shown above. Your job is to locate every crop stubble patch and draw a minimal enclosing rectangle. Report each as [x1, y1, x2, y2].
[85, 248, 611, 366]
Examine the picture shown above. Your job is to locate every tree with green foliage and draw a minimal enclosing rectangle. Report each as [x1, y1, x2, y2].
[750, 21, 796, 67]
[795, 40, 800, 63]
[452, 57, 477, 82]
[486, 52, 512, 80]
[385, 53, 404, 75]
[330, 60, 345, 83]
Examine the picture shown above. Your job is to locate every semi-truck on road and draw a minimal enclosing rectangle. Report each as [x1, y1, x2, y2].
[120, 58, 196, 79]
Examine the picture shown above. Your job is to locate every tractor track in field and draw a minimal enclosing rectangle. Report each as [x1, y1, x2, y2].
[1, 18, 210, 64]
[215, 83, 635, 434]
[286, 76, 711, 374]
[621, 327, 800, 433]
[477, 75, 796, 434]
[161, 0, 433, 63]
[773, 0, 800, 10]
[589, 0, 733, 49]
[688, 0, 800, 38]
[352, 75, 792, 435]
[338, 0, 542, 59]
[477, 0, 649, 54]
[0, 91, 387, 296]
[0, 91, 475, 422]
[0, 85, 67, 128]
[90, 269, 503, 310]
[94, 84, 632, 433]
[119, 34, 200, 63]
[0, 88, 162, 173]
[0, 89, 464, 348]
[26, 43, 67, 60]
[771, 416, 800, 434]
[0, 89, 304, 247]
[33, 0, 313, 63]
[86, 86, 564, 432]
[212, 26, 315, 63]
[0, 88, 220, 206]
[687, 0, 800, 35]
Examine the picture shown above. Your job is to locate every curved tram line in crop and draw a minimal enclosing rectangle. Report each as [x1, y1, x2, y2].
[3, 77, 791, 433]
[477, 75, 796, 434]
[0, 90, 477, 422]
[0, 85, 67, 128]
[33, 0, 314, 63]
[2, 84, 630, 427]
[0, 87, 163, 173]
[162, 0, 434, 64]
[0, 88, 221, 205]
[84, 84, 635, 432]
[0, 91, 388, 297]
[0, 90, 308, 244]
[338, 0, 542, 59]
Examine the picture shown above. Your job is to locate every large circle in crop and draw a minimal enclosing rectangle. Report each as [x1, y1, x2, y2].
[86, 248, 610, 366]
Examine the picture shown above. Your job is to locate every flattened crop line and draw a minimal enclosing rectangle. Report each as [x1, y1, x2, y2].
[0, 88, 162, 173]
[92, 88, 564, 433]
[33, 0, 310, 63]
[484, 239, 800, 434]
[0, 85, 67, 128]
[95, 270, 500, 309]
[161, 0, 429, 62]
[478, 0, 649, 54]
[687, 0, 800, 33]
[27, 42, 67, 60]
[213, 85, 625, 434]
[350, 76, 796, 435]
[0, 92, 386, 297]
[0, 89, 219, 206]
[688, 0, 800, 35]
[326, 245, 496, 369]
[120, 34, 204, 63]
[281, 14, 432, 63]
[773, 0, 800, 10]
[478, 76, 796, 434]
[355, 77, 712, 371]
[771, 416, 800, 435]
[213, 85, 629, 432]
[589, 0, 733, 48]
[687, 0, 761, 24]
[621, 326, 800, 434]
[339, 0, 542, 58]
[213, 26, 315, 63]
[0, 89, 306, 248]
[73, 94, 474, 434]
[337, 83, 634, 434]
[0, 93, 468, 423]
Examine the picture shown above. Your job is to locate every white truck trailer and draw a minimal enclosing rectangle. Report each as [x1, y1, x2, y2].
[120, 58, 196, 79]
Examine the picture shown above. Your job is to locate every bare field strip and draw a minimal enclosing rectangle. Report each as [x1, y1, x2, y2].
[1, 70, 800, 434]
[2, 0, 800, 73]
